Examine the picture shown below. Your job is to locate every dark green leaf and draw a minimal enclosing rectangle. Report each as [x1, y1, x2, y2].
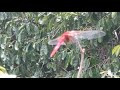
[40, 43, 48, 55]
[88, 69, 93, 77]
[25, 43, 31, 53]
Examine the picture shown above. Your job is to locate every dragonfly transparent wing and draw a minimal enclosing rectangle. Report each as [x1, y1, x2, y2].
[75, 30, 106, 40]
[48, 37, 66, 45]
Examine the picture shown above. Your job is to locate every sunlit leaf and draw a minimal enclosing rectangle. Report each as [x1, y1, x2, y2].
[18, 29, 24, 43]
[32, 42, 36, 49]
[16, 55, 20, 65]
[61, 50, 67, 60]
[5, 21, 12, 29]
[36, 43, 40, 51]
[107, 69, 113, 77]
[112, 45, 120, 56]
[112, 12, 117, 19]
[1, 51, 7, 62]
[0, 66, 7, 73]
[1, 44, 5, 49]
[18, 24, 25, 30]
[14, 41, 19, 50]
[25, 43, 31, 52]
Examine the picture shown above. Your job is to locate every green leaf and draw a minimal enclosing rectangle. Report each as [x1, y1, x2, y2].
[93, 40, 98, 47]
[106, 18, 113, 30]
[34, 25, 39, 35]
[18, 29, 24, 43]
[23, 53, 26, 62]
[47, 63, 51, 69]
[88, 69, 93, 77]
[13, 67, 19, 74]
[1, 51, 6, 61]
[41, 44, 48, 55]
[112, 12, 118, 25]
[0, 13, 4, 20]
[25, 43, 31, 53]
[69, 51, 74, 65]
[1, 44, 5, 49]
[14, 41, 19, 50]
[52, 63, 56, 71]
[98, 37, 102, 43]
[83, 58, 90, 70]
[33, 43, 36, 49]
[112, 45, 120, 56]
[40, 44, 48, 55]
[33, 41, 41, 51]
[0, 66, 7, 74]
[5, 21, 12, 29]
[18, 24, 25, 30]
[65, 60, 69, 69]
[61, 50, 67, 60]
[16, 55, 20, 65]
[26, 23, 30, 34]
[101, 18, 105, 27]
[2, 36, 8, 45]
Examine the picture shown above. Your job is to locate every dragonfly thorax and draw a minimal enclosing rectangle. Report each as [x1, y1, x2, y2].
[62, 31, 77, 43]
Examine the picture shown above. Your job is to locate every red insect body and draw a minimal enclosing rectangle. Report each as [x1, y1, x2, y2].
[49, 30, 106, 57]
[50, 31, 76, 57]
[50, 35, 65, 57]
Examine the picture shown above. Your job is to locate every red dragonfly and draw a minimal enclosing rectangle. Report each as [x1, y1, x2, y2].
[48, 30, 106, 57]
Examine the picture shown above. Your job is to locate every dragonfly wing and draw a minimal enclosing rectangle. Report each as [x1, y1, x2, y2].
[48, 37, 66, 45]
[76, 30, 106, 40]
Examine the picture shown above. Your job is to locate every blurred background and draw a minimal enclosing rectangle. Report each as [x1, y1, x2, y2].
[0, 12, 119, 78]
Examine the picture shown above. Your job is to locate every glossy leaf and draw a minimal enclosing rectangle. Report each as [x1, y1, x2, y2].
[112, 45, 120, 56]
[25, 43, 31, 53]
[14, 41, 19, 50]
[112, 12, 117, 19]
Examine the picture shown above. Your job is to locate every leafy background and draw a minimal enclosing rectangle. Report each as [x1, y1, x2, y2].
[0, 12, 119, 78]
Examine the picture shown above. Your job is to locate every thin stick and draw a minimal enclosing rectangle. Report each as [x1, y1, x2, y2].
[77, 41, 85, 78]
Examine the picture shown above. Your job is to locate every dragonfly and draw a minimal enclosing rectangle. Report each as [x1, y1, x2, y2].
[48, 30, 106, 57]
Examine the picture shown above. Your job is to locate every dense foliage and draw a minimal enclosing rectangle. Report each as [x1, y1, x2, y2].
[0, 12, 119, 78]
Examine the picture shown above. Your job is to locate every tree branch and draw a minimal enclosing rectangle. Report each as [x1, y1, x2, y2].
[77, 41, 85, 78]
